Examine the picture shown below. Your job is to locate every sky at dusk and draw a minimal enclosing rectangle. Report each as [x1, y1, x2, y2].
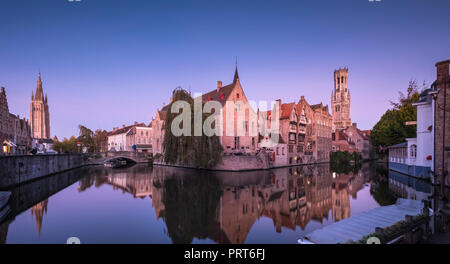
[1, 0, 449, 139]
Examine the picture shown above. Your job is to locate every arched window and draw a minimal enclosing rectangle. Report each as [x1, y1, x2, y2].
[410, 144, 417, 158]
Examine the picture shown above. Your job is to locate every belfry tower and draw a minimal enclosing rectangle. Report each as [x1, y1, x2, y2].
[331, 68, 351, 131]
[30, 73, 50, 139]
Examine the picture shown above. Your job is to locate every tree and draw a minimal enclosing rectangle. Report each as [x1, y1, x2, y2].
[53, 136, 78, 153]
[78, 125, 94, 152]
[93, 129, 108, 152]
[371, 80, 422, 150]
[162, 88, 223, 168]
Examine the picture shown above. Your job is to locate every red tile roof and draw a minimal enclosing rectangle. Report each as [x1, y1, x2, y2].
[280, 103, 295, 119]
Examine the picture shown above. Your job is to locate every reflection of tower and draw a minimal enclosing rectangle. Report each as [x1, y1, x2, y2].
[331, 68, 351, 131]
[332, 175, 351, 222]
[31, 199, 48, 236]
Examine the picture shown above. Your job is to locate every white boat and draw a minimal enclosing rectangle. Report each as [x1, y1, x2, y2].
[0, 191, 11, 210]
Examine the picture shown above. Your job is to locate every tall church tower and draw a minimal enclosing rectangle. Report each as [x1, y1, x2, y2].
[30, 73, 50, 139]
[331, 68, 351, 131]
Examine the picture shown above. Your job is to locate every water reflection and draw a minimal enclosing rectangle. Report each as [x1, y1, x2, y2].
[1, 162, 394, 244]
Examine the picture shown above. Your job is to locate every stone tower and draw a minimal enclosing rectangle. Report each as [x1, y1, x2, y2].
[30, 73, 50, 139]
[331, 68, 351, 131]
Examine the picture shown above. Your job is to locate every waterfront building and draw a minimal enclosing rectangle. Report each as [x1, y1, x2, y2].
[311, 103, 333, 162]
[332, 130, 357, 153]
[126, 122, 153, 153]
[151, 108, 168, 155]
[152, 67, 259, 156]
[388, 61, 444, 179]
[30, 73, 51, 140]
[433, 60, 450, 189]
[1, 86, 32, 155]
[107, 122, 152, 152]
[333, 123, 370, 159]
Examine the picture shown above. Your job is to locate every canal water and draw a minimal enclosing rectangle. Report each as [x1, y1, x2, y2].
[0, 162, 431, 244]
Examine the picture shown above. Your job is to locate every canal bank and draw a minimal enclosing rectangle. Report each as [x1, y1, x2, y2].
[0, 154, 88, 189]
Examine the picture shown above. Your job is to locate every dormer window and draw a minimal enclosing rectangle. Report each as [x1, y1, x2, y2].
[236, 93, 240, 99]
[220, 93, 224, 100]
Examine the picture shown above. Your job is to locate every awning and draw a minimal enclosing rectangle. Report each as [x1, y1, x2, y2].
[3, 140, 17, 147]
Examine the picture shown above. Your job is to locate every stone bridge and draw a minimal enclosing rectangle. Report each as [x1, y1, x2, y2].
[86, 151, 153, 164]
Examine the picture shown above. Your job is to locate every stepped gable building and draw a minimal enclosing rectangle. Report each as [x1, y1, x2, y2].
[152, 66, 259, 156]
[331, 68, 351, 131]
[1, 86, 32, 155]
[310, 102, 333, 162]
[30, 73, 51, 139]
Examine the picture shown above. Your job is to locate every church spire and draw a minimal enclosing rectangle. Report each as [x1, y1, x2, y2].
[35, 72, 44, 101]
[233, 58, 239, 83]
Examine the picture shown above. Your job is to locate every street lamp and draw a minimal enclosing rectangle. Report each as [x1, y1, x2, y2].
[3, 142, 7, 153]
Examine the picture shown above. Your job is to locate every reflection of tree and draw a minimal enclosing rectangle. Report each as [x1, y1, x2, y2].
[370, 165, 397, 206]
[162, 174, 223, 244]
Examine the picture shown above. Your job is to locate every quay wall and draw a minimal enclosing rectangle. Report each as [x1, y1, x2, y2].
[0, 154, 86, 189]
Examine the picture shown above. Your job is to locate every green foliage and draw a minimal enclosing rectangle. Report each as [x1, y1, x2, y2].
[78, 125, 94, 152]
[371, 80, 422, 150]
[53, 136, 78, 153]
[162, 88, 223, 168]
[53, 125, 107, 153]
[330, 151, 362, 173]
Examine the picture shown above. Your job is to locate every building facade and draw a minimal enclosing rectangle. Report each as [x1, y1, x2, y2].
[311, 103, 333, 162]
[1, 86, 32, 155]
[30, 73, 51, 139]
[151, 67, 335, 166]
[107, 122, 152, 152]
[331, 68, 351, 131]
[434, 60, 450, 189]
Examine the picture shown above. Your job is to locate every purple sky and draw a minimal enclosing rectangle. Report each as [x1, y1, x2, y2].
[1, 0, 449, 139]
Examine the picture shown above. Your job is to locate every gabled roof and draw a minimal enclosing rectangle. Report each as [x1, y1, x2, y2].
[280, 103, 295, 120]
[200, 82, 236, 106]
[108, 125, 134, 136]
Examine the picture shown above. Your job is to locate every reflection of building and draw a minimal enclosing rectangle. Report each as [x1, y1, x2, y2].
[30, 199, 48, 236]
[30, 73, 50, 140]
[99, 163, 370, 244]
[388, 170, 432, 201]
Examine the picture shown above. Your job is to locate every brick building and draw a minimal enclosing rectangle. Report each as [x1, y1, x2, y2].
[1, 86, 32, 155]
[152, 67, 259, 156]
[311, 103, 333, 162]
[433, 60, 450, 190]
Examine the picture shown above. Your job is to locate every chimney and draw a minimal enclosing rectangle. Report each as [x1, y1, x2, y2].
[113, 127, 119, 132]
[436, 60, 450, 88]
[275, 99, 282, 119]
[122, 124, 126, 128]
[352, 122, 357, 128]
[217, 81, 222, 92]
[134, 121, 139, 126]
